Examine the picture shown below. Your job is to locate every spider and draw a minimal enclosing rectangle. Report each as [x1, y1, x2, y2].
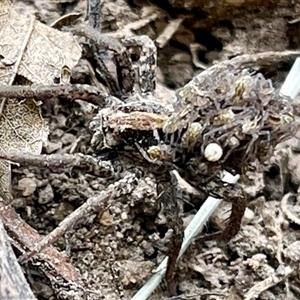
[0, 2, 296, 298]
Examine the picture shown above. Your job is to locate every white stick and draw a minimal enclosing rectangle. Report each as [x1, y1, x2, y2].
[280, 57, 300, 100]
[131, 171, 240, 300]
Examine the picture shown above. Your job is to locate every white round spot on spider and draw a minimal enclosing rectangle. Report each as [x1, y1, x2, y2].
[204, 143, 223, 162]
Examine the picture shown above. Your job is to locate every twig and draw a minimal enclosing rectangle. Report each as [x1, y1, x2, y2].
[0, 202, 84, 283]
[162, 293, 222, 300]
[280, 57, 300, 99]
[107, 11, 161, 40]
[197, 193, 246, 243]
[280, 193, 300, 225]
[190, 43, 208, 70]
[0, 84, 110, 107]
[156, 18, 184, 48]
[0, 151, 114, 178]
[244, 266, 293, 300]
[131, 171, 240, 300]
[18, 173, 137, 263]
[227, 50, 300, 72]
[164, 171, 185, 296]
[71, 24, 124, 53]
[0, 217, 37, 299]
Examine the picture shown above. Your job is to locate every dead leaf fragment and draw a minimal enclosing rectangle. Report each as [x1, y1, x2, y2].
[0, 1, 81, 84]
[99, 210, 114, 226]
[0, 0, 82, 201]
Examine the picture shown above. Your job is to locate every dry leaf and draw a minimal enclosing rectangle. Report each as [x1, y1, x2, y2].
[0, 0, 81, 84]
[0, 0, 82, 201]
[99, 210, 114, 226]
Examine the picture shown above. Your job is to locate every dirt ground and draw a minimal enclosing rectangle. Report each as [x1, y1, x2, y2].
[6, 0, 300, 299]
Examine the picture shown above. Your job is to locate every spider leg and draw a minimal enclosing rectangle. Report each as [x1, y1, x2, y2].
[201, 123, 237, 154]
[122, 35, 157, 95]
[220, 137, 240, 163]
[243, 133, 258, 161]
[87, 0, 101, 30]
[197, 190, 246, 243]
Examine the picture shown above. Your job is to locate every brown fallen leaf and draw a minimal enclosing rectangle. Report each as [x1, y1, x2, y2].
[0, 0, 82, 201]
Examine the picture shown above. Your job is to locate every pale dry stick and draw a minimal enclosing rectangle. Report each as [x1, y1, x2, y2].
[0, 84, 109, 107]
[156, 18, 184, 48]
[0, 217, 37, 300]
[165, 170, 184, 296]
[0, 201, 85, 283]
[288, 16, 300, 24]
[230, 50, 300, 72]
[131, 171, 240, 300]
[162, 292, 222, 300]
[18, 173, 137, 263]
[190, 43, 208, 70]
[0, 16, 35, 115]
[244, 266, 293, 300]
[108, 11, 161, 39]
[280, 192, 300, 225]
[71, 23, 124, 53]
[280, 57, 300, 99]
[0, 151, 114, 178]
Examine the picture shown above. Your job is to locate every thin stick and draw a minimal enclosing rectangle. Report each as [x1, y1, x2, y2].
[0, 151, 114, 178]
[18, 173, 137, 263]
[280, 193, 300, 225]
[0, 217, 37, 299]
[156, 18, 184, 48]
[244, 266, 293, 300]
[0, 84, 109, 107]
[0, 202, 84, 283]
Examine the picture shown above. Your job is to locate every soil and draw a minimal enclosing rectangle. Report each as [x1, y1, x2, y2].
[6, 0, 300, 299]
